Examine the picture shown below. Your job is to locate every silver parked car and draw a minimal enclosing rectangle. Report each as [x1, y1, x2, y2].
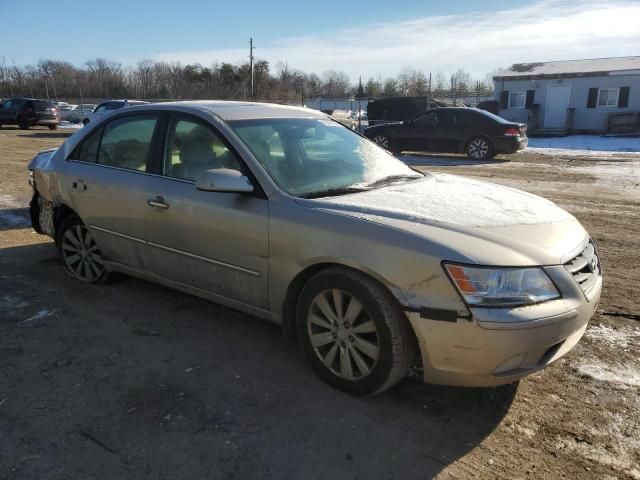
[28, 101, 602, 395]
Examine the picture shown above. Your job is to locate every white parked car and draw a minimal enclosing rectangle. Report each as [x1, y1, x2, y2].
[67, 104, 97, 124]
[57, 103, 78, 121]
[82, 100, 149, 125]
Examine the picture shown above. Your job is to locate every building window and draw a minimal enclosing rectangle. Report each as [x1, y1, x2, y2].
[597, 88, 619, 107]
[508, 91, 526, 109]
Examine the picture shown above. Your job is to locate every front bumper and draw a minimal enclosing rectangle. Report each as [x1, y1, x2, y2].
[407, 265, 601, 387]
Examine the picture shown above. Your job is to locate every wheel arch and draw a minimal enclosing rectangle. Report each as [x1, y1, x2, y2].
[281, 260, 404, 341]
[464, 134, 494, 155]
[52, 203, 80, 245]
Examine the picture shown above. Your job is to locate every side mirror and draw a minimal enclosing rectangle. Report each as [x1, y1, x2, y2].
[196, 168, 254, 193]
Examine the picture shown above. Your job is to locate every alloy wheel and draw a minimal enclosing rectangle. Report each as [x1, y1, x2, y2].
[373, 135, 389, 149]
[306, 289, 380, 381]
[468, 138, 490, 159]
[61, 224, 106, 282]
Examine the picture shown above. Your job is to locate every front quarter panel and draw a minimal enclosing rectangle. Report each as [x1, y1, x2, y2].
[268, 194, 471, 321]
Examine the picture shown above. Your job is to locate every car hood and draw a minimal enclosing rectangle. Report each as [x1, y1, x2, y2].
[300, 173, 586, 266]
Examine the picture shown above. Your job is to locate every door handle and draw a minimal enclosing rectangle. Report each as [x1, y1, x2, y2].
[147, 196, 169, 209]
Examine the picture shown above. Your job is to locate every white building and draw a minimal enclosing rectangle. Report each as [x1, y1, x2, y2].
[493, 57, 640, 134]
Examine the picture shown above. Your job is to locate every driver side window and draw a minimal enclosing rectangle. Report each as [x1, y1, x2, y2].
[94, 103, 108, 113]
[163, 117, 242, 182]
[413, 111, 439, 127]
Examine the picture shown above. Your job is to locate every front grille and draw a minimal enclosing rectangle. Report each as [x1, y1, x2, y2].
[564, 240, 601, 299]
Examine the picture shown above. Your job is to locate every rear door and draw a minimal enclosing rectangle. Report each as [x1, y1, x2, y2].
[398, 110, 442, 152]
[439, 109, 470, 152]
[62, 113, 162, 270]
[142, 113, 270, 309]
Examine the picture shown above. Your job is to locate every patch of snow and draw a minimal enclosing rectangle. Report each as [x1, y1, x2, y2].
[311, 173, 574, 228]
[567, 160, 640, 188]
[0, 195, 30, 228]
[0, 295, 31, 312]
[576, 362, 640, 388]
[527, 135, 640, 153]
[585, 324, 640, 350]
[17, 309, 53, 326]
[555, 435, 640, 480]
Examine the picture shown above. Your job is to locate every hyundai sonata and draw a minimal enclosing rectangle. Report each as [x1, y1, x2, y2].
[28, 101, 601, 395]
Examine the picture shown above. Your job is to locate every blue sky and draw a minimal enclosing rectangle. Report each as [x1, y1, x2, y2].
[1, 0, 639, 79]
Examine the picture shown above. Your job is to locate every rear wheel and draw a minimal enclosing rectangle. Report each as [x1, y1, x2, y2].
[57, 215, 110, 284]
[466, 137, 494, 160]
[296, 268, 416, 395]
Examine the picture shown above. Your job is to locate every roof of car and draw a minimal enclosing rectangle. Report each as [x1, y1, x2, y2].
[136, 101, 326, 121]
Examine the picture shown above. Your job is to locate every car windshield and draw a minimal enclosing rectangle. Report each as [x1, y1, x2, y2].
[229, 117, 421, 197]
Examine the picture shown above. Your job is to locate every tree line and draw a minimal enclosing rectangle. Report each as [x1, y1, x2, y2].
[0, 57, 494, 103]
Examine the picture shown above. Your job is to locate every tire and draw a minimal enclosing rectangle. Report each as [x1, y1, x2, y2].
[82, 118, 89, 126]
[56, 215, 111, 284]
[296, 267, 416, 395]
[48, 124, 58, 130]
[18, 116, 30, 130]
[466, 136, 494, 160]
[372, 134, 390, 150]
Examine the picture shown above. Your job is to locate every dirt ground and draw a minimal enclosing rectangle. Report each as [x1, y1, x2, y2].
[1, 126, 639, 480]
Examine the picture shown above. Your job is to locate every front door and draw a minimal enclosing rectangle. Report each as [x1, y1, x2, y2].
[545, 85, 571, 128]
[143, 114, 269, 309]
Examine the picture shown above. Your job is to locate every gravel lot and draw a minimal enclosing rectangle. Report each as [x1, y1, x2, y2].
[1, 127, 639, 479]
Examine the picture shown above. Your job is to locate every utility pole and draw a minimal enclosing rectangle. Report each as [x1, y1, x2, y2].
[249, 37, 255, 101]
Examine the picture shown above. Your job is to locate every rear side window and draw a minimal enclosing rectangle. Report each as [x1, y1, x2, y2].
[73, 127, 103, 163]
[68, 115, 157, 171]
[414, 111, 440, 127]
[97, 116, 157, 171]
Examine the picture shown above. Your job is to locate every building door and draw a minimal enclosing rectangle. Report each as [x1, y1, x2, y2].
[545, 84, 571, 128]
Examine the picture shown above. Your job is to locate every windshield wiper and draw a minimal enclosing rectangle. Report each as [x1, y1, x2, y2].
[298, 186, 369, 199]
[364, 174, 422, 188]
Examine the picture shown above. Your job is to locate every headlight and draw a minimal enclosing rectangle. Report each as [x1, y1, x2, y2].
[444, 263, 560, 307]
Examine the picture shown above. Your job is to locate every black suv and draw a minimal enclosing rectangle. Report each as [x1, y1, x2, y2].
[0, 98, 60, 130]
[363, 107, 527, 160]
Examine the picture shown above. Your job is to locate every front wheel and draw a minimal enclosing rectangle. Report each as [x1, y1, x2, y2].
[18, 117, 30, 130]
[48, 124, 58, 130]
[466, 137, 494, 160]
[57, 215, 111, 284]
[82, 118, 90, 126]
[372, 134, 389, 149]
[296, 268, 416, 395]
